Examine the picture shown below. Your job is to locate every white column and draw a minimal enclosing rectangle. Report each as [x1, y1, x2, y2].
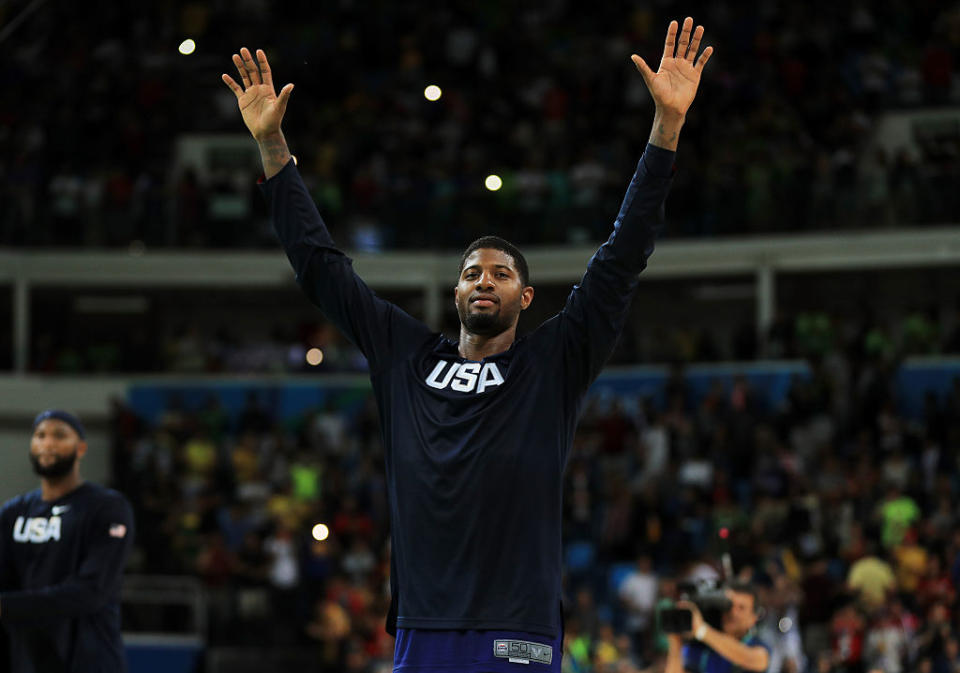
[13, 277, 29, 374]
[756, 265, 775, 350]
[424, 281, 441, 331]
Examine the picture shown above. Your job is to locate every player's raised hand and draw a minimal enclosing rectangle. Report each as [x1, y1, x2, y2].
[222, 47, 294, 140]
[631, 18, 713, 119]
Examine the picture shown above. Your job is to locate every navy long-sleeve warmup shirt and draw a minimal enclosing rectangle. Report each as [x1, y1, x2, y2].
[0, 482, 134, 673]
[262, 143, 675, 639]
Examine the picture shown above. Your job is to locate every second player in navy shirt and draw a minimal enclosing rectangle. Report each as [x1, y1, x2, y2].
[0, 411, 134, 673]
[223, 15, 713, 670]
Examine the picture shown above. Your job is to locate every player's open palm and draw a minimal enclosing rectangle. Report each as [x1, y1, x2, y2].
[222, 47, 294, 140]
[631, 17, 713, 118]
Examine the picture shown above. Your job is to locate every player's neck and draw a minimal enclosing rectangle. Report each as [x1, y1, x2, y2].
[40, 472, 84, 502]
[458, 325, 517, 361]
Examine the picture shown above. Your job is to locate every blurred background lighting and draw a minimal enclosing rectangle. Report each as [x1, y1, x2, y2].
[311, 523, 330, 541]
[305, 348, 324, 366]
[424, 84, 442, 101]
[484, 174, 502, 191]
[178, 39, 196, 55]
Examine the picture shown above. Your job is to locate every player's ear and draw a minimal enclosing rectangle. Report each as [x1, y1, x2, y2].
[76, 440, 88, 460]
[521, 286, 534, 310]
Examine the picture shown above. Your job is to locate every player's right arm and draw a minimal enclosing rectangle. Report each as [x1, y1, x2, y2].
[223, 48, 432, 371]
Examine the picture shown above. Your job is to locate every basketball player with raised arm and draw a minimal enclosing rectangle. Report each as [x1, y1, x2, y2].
[223, 17, 713, 672]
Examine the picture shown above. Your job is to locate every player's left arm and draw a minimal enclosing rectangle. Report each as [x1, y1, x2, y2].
[0, 496, 135, 622]
[557, 17, 713, 388]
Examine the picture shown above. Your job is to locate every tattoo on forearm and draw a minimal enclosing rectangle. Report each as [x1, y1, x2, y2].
[258, 133, 291, 179]
[648, 114, 683, 150]
[656, 124, 678, 143]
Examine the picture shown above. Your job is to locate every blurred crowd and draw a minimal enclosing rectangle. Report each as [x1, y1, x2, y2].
[639, 304, 960, 366]
[2, 0, 959, 250]
[111, 345, 960, 672]
[25, 300, 960, 374]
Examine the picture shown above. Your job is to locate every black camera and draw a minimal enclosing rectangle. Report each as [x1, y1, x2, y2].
[660, 579, 732, 634]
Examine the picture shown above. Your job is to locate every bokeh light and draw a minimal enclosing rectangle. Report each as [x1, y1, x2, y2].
[305, 348, 324, 366]
[178, 39, 196, 56]
[311, 523, 330, 541]
[424, 84, 442, 101]
[484, 174, 503, 191]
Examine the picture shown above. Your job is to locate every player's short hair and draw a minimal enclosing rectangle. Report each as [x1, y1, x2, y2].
[458, 236, 530, 287]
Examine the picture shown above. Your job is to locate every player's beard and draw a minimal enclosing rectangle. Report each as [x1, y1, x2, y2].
[458, 300, 516, 336]
[30, 451, 78, 479]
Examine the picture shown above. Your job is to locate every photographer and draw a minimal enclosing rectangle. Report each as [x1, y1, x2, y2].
[665, 582, 771, 673]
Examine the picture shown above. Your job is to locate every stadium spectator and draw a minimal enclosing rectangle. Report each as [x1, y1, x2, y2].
[664, 582, 770, 673]
[108, 342, 960, 671]
[3, 1, 960, 251]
